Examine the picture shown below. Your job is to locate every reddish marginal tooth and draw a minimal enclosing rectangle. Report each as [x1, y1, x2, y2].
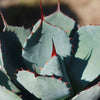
[21, 67, 24, 71]
[22, 48, 24, 50]
[97, 82, 100, 86]
[39, 67, 43, 70]
[54, 25, 56, 27]
[65, 82, 68, 84]
[70, 88, 73, 90]
[65, 31, 69, 33]
[12, 90, 14, 93]
[77, 20, 79, 23]
[70, 38, 73, 40]
[16, 69, 20, 72]
[33, 66, 42, 77]
[46, 61, 48, 64]
[78, 26, 80, 28]
[72, 50, 74, 52]
[85, 87, 90, 90]
[59, 77, 63, 81]
[26, 69, 30, 71]
[31, 32, 33, 35]
[19, 95, 22, 98]
[72, 45, 74, 48]
[71, 17, 74, 20]
[14, 73, 17, 75]
[26, 39, 28, 42]
[60, 27, 63, 30]
[52, 75, 55, 78]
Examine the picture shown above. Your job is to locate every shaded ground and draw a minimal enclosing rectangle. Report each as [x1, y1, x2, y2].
[0, 4, 77, 29]
[0, 0, 100, 26]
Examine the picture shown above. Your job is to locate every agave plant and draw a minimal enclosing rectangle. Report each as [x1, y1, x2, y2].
[0, 0, 100, 100]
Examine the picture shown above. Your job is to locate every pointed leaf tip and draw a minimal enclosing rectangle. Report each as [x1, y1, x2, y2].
[0, 10, 7, 31]
[51, 40, 57, 58]
[57, 0, 61, 11]
[40, 0, 44, 21]
[33, 66, 42, 77]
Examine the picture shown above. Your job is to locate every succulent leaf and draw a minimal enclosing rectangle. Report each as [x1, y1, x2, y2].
[41, 41, 71, 83]
[0, 31, 26, 82]
[17, 42, 72, 99]
[33, 0, 75, 36]
[0, 86, 22, 100]
[44, 11, 75, 36]
[0, 9, 30, 47]
[0, 1, 100, 100]
[0, 70, 20, 93]
[69, 25, 100, 93]
[6, 26, 31, 47]
[17, 70, 71, 100]
[22, 21, 71, 72]
[72, 82, 100, 100]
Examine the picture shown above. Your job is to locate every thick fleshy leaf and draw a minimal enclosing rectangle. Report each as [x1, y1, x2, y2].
[44, 11, 75, 36]
[6, 26, 31, 47]
[33, 11, 75, 36]
[33, 0, 75, 36]
[0, 10, 30, 47]
[0, 70, 20, 93]
[41, 56, 71, 83]
[41, 56, 63, 76]
[22, 21, 71, 72]
[17, 70, 71, 100]
[0, 60, 1, 69]
[0, 31, 26, 81]
[0, 54, 2, 70]
[0, 42, 6, 73]
[72, 82, 100, 100]
[69, 25, 100, 93]
[17, 44, 72, 100]
[0, 86, 22, 100]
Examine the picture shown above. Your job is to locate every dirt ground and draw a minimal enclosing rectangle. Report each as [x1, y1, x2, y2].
[0, 0, 100, 26]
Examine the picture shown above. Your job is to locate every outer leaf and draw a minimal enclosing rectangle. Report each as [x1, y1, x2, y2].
[17, 70, 71, 100]
[0, 86, 22, 100]
[22, 21, 71, 72]
[41, 56, 63, 76]
[72, 82, 100, 100]
[0, 10, 30, 47]
[0, 60, 1, 69]
[44, 11, 75, 36]
[33, 0, 75, 36]
[0, 31, 26, 84]
[17, 45, 72, 100]
[41, 56, 71, 83]
[0, 42, 6, 73]
[69, 25, 100, 93]
[0, 70, 20, 93]
[6, 26, 31, 47]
